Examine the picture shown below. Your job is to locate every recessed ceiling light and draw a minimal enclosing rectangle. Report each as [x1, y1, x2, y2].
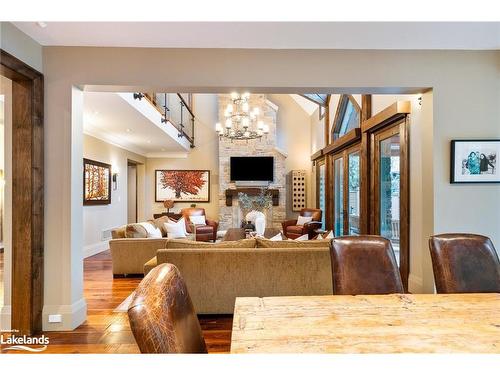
[37, 22, 47, 28]
[126, 128, 131, 132]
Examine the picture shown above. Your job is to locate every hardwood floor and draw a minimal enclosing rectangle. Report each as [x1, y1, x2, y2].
[1, 250, 233, 354]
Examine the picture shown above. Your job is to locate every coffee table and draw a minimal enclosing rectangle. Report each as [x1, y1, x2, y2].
[223, 227, 282, 241]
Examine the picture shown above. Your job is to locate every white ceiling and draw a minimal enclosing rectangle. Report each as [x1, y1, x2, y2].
[290, 95, 319, 115]
[83, 92, 189, 157]
[13, 22, 500, 50]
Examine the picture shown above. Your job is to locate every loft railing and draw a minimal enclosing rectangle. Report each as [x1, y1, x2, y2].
[133, 92, 195, 148]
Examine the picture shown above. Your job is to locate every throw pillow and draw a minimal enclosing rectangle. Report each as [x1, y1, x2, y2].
[296, 215, 313, 226]
[125, 223, 148, 238]
[164, 218, 187, 239]
[324, 230, 334, 239]
[151, 216, 170, 237]
[139, 222, 163, 239]
[295, 234, 309, 241]
[189, 215, 207, 226]
[269, 233, 283, 241]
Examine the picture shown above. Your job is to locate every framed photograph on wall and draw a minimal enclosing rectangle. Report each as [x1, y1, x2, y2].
[83, 158, 112, 205]
[155, 169, 210, 202]
[451, 140, 500, 183]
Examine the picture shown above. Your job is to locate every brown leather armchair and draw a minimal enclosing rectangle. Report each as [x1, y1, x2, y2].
[180, 207, 218, 242]
[330, 235, 404, 295]
[429, 233, 500, 293]
[127, 263, 207, 353]
[282, 208, 322, 239]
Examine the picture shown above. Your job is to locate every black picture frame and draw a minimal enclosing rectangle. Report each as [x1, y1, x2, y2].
[83, 158, 112, 205]
[450, 139, 500, 184]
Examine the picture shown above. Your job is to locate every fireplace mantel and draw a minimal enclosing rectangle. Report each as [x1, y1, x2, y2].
[225, 188, 280, 206]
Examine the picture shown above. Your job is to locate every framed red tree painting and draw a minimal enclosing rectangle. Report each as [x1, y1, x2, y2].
[155, 170, 210, 202]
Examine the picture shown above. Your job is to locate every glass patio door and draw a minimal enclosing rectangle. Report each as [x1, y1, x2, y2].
[316, 158, 326, 230]
[371, 119, 409, 287]
[331, 145, 361, 236]
[332, 154, 344, 236]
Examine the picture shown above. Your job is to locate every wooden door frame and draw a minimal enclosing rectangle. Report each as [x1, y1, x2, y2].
[315, 157, 326, 209]
[0, 49, 44, 334]
[369, 117, 410, 291]
[329, 143, 362, 236]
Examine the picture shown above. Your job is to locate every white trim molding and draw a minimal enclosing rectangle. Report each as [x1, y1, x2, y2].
[84, 240, 110, 258]
[0, 305, 11, 332]
[42, 298, 87, 331]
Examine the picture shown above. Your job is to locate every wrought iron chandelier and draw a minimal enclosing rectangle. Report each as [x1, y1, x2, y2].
[216, 92, 269, 141]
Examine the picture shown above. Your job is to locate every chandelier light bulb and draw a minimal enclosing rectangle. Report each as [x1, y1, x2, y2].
[225, 119, 232, 129]
[242, 118, 250, 128]
[215, 122, 223, 132]
[242, 102, 249, 112]
[243, 92, 250, 99]
[258, 120, 264, 130]
[253, 107, 260, 116]
[226, 104, 233, 113]
[263, 124, 269, 134]
[231, 92, 238, 100]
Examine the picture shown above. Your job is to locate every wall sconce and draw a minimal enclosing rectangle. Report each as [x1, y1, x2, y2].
[112, 172, 118, 190]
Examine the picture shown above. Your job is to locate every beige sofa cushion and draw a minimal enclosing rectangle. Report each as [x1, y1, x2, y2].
[256, 238, 330, 248]
[143, 256, 158, 276]
[110, 238, 168, 275]
[166, 238, 256, 249]
[156, 247, 332, 314]
[125, 223, 148, 238]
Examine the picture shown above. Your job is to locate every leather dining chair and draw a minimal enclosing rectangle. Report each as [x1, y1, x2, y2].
[329, 235, 404, 295]
[127, 263, 208, 354]
[429, 233, 500, 293]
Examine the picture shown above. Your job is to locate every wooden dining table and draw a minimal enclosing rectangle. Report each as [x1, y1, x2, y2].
[230, 293, 500, 353]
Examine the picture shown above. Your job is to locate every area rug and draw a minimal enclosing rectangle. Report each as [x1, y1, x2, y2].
[113, 292, 135, 313]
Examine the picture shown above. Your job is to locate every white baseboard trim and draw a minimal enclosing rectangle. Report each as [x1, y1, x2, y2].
[408, 273, 424, 293]
[84, 240, 109, 258]
[0, 305, 11, 332]
[42, 298, 87, 331]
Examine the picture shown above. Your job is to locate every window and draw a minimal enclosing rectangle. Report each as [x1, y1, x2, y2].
[332, 95, 361, 141]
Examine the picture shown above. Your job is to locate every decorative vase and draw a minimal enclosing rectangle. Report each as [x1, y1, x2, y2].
[246, 210, 266, 236]
[243, 220, 255, 232]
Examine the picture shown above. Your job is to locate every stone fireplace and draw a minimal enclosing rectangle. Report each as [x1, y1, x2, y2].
[218, 94, 286, 230]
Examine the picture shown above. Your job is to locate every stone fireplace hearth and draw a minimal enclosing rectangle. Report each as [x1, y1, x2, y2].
[218, 94, 286, 230]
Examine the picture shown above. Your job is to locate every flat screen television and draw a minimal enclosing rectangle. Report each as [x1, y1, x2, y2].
[230, 156, 274, 182]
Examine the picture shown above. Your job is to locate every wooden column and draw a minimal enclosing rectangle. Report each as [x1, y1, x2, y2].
[1, 50, 44, 334]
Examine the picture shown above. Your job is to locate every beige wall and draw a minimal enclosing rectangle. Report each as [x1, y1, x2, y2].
[41, 47, 499, 330]
[83, 134, 146, 257]
[145, 94, 220, 219]
[268, 94, 313, 219]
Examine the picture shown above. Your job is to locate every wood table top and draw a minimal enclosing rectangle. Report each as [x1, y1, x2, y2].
[223, 227, 282, 241]
[231, 293, 500, 353]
